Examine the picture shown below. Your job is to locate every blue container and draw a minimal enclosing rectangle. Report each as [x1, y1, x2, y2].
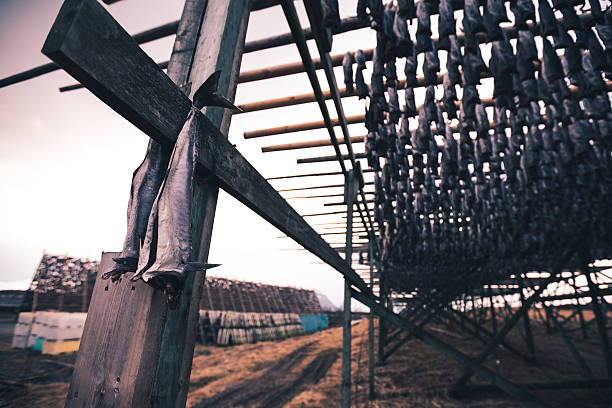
[34, 337, 45, 352]
[299, 314, 328, 333]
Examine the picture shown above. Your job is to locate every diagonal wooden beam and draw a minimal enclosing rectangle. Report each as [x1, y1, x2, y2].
[41, 0, 369, 290]
[451, 272, 562, 394]
[350, 288, 550, 408]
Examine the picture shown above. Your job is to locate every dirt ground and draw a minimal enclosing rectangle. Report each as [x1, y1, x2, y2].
[1, 311, 611, 407]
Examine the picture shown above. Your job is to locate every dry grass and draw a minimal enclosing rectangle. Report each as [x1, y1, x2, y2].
[1, 310, 611, 408]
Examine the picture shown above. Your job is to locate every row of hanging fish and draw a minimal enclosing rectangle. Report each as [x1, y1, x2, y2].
[344, 0, 611, 291]
[101, 72, 239, 307]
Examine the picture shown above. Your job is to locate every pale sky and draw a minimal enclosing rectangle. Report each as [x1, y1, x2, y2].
[0, 0, 379, 309]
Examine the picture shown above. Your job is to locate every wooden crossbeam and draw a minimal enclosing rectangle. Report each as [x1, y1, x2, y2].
[350, 288, 549, 408]
[42, 0, 368, 295]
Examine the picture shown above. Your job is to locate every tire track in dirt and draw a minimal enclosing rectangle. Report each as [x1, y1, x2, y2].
[193, 342, 318, 407]
[238, 348, 340, 408]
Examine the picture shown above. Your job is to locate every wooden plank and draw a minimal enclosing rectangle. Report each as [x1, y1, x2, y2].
[149, 1, 218, 407]
[342, 171, 358, 408]
[66, 252, 168, 407]
[41, 0, 369, 291]
[350, 288, 550, 408]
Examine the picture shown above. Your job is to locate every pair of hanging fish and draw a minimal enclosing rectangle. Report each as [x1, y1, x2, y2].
[102, 71, 239, 308]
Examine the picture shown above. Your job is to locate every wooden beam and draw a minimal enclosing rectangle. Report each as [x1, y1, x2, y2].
[263, 135, 365, 152]
[41, 0, 369, 294]
[298, 152, 366, 164]
[243, 15, 367, 53]
[350, 288, 550, 408]
[244, 114, 364, 139]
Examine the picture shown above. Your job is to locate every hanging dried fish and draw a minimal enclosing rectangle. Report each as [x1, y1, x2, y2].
[541, 38, 564, 82]
[102, 141, 170, 281]
[388, 86, 401, 124]
[130, 106, 220, 306]
[538, 0, 557, 36]
[438, 0, 455, 50]
[404, 85, 417, 117]
[423, 48, 440, 86]
[385, 59, 398, 86]
[321, 0, 341, 30]
[442, 73, 458, 119]
[355, 50, 369, 99]
[463, 0, 485, 36]
[103, 72, 235, 283]
[397, 0, 416, 19]
[393, 10, 413, 57]
[404, 48, 418, 86]
[510, 0, 536, 29]
[342, 52, 355, 95]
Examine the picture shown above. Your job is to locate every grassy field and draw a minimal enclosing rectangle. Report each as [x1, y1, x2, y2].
[1, 312, 610, 407]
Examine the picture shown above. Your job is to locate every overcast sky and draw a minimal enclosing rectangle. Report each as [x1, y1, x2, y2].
[0, 0, 380, 309]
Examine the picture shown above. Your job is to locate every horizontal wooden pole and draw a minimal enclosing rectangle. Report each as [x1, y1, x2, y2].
[244, 113, 363, 139]
[350, 288, 549, 407]
[325, 199, 374, 207]
[277, 180, 373, 193]
[285, 191, 374, 199]
[244, 15, 366, 53]
[0, 20, 178, 89]
[266, 170, 344, 180]
[236, 10, 597, 115]
[238, 82, 357, 113]
[297, 152, 366, 164]
[263, 135, 365, 152]
[42, 0, 369, 294]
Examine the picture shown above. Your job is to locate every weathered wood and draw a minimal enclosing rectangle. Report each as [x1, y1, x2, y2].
[262, 136, 365, 152]
[298, 153, 367, 164]
[452, 273, 561, 393]
[41, 0, 369, 293]
[1, 20, 178, 89]
[243, 15, 366, 53]
[243, 114, 363, 139]
[65, 252, 168, 407]
[342, 171, 358, 408]
[279, 0, 347, 176]
[586, 271, 612, 390]
[368, 242, 376, 400]
[350, 288, 550, 408]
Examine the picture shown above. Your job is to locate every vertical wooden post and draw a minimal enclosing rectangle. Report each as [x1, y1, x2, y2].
[81, 268, 89, 313]
[586, 270, 612, 388]
[368, 241, 375, 400]
[570, 276, 588, 339]
[378, 267, 386, 365]
[342, 169, 357, 408]
[488, 288, 497, 336]
[58, 293, 64, 312]
[152, 2, 249, 406]
[62, 2, 249, 407]
[518, 276, 536, 360]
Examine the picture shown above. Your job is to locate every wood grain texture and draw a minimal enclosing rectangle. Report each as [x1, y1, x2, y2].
[150, 1, 211, 407]
[153, 2, 249, 407]
[65, 252, 168, 407]
[41, 0, 368, 294]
